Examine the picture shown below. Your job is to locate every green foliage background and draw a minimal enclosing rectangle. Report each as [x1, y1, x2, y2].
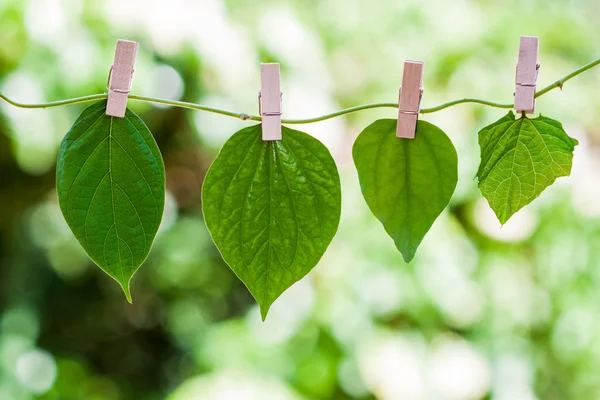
[1, 0, 600, 399]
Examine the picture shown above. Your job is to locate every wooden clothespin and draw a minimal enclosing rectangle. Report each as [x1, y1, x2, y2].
[397, 60, 424, 139]
[106, 40, 139, 117]
[515, 36, 539, 114]
[259, 63, 282, 141]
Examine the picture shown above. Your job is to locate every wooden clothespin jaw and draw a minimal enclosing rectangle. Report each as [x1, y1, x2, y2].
[514, 36, 540, 114]
[106, 40, 139, 118]
[259, 63, 282, 141]
[397, 60, 424, 139]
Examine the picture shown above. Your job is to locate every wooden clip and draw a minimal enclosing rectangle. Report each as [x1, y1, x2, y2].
[397, 60, 424, 139]
[106, 40, 139, 118]
[259, 63, 282, 141]
[515, 36, 539, 114]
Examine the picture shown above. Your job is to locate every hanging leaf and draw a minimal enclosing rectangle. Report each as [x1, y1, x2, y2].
[202, 124, 341, 320]
[56, 100, 165, 301]
[477, 111, 578, 224]
[353, 119, 458, 262]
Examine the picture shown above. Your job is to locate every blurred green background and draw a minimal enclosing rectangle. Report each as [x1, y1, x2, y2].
[1, 0, 600, 399]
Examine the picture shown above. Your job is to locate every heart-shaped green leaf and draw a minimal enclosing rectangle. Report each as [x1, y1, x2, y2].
[353, 119, 458, 262]
[56, 100, 165, 301]
[477, 111, 578, 224]
[202, 124, 341, 319]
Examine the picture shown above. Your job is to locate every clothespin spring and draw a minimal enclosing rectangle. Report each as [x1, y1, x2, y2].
[398, 87, 424, 117]
[106, 65, 135, 94]
[514, 63, 540, 91]
[258, 91, 283, 117]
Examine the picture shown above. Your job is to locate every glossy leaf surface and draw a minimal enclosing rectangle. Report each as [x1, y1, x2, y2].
[57, 100, 165, 301]
[477, 112, 578, 224]
[353, 119, 458, 262]
[202, 124, 341, 319]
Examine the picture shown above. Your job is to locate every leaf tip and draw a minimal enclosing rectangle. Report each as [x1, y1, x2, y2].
[496, 211, 510, 226]
[120, 281, 133, 304]
[259, 304, 270, 321]
[401, 251, 415, 263]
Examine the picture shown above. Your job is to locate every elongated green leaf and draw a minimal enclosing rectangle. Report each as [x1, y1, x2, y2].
[353, 119, 458, 262]
[477, 112, 578, 224]
[56, 100, 165, 301]
[202, 124, 341, 319]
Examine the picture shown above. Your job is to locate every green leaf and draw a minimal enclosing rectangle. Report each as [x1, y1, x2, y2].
[477, 111, 578, 224]
[352, 119, 458, 262]
[56, 100, 165, 301]
[202, 124, 341, 319]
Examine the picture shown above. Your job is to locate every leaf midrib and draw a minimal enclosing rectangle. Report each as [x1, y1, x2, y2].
[109, 117, 127, 285]
[403, 130, 412, 253]
[372, 122, 413, 251]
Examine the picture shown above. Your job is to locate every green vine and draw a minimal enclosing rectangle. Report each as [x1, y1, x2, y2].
[1, 57, 599, 123]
